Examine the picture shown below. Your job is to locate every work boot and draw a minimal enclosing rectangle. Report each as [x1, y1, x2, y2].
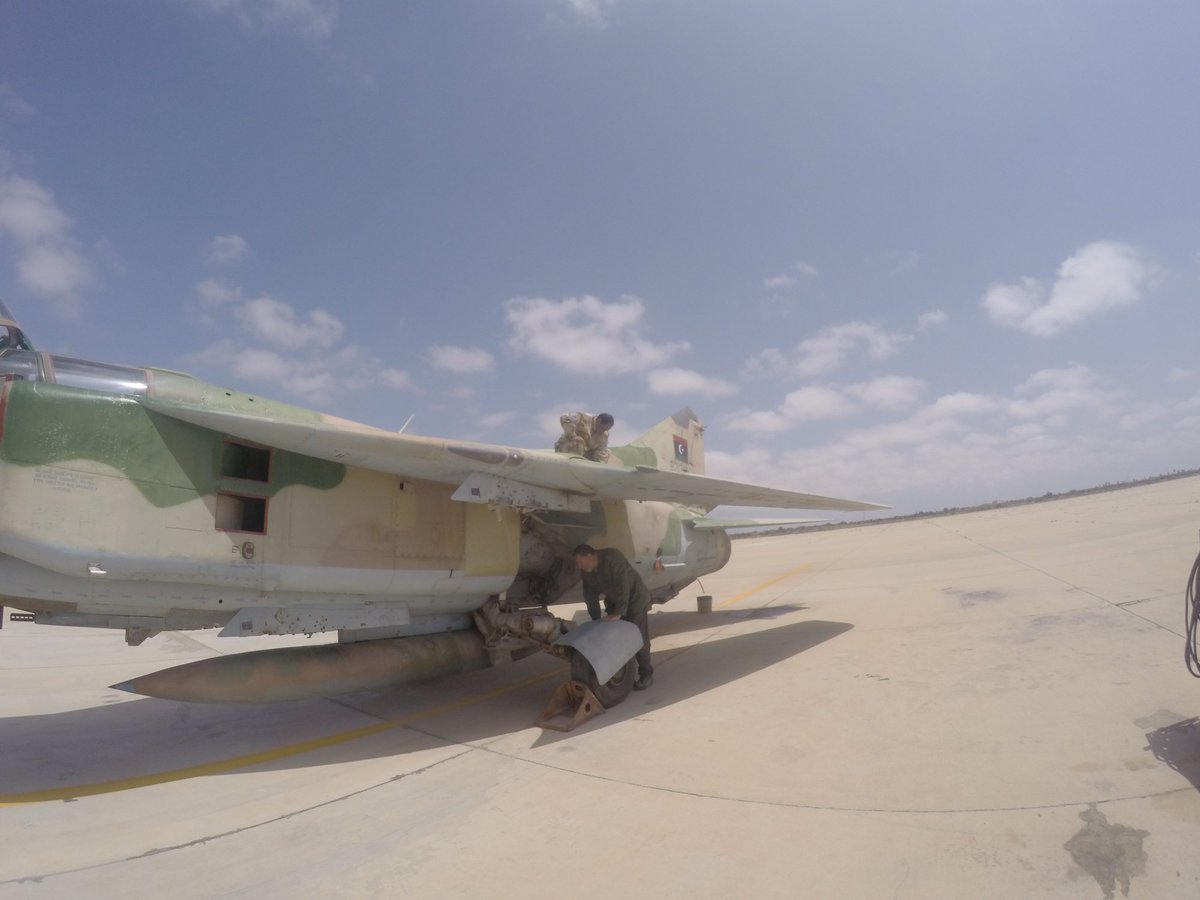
[634, 673, 654, 691]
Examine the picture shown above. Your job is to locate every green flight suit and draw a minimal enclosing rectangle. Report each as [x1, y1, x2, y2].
[580, 547, 653, 680]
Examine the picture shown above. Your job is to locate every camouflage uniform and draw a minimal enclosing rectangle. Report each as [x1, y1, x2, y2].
[579, 547, 654, 683]
[554, 412, 610, 462]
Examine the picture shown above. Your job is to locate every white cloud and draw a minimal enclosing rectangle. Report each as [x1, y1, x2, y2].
[208, 234, 249, 266]
[724, 408, 795, 435]
[846, 375, 926, 411]
[0, 174, 70, 243]
[481, 411, 517, 429]
[981, 241, 1158, 337]
[191, 337, 414, 406]
[196, 278, 240, 307]
[203, 341, 337, 396]
[426, 344, 495, 375]
[917, 309, 948, 330]
[708, 362, 1200, 514]
[1006, 364, 1121, 420]
[745, 321, 912, 378]
[1117, 400, 1173, 432]
[741, 347, 789, 377]
[0, 84, 34, 117]
[919, 392, 1000, 420]
[506, 294, 688, 375]
[378, 368, 414, 391]
[190, 275, 415, 407]
[557, 0, 621, 28]
[235, 296, 343, 349]
[888, 250, 921, 276]
[779, 386, 855, 421]
[188, 0, 340, 39]
[764, 260, 817, 290]
[17, 245, 92, 299]
[646, 367, 737, 398]
[725, 375, 925, 433]
[980, 277, 1039, 328]
[702, 445, 776, 486]
[0, 164, 93, 318]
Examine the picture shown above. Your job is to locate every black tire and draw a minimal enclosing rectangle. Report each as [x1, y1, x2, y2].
[570, 652, 636, 708]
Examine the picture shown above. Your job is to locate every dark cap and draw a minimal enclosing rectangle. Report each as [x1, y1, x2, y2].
[572, 543, 597, 557]
[596, 413, 614, 428]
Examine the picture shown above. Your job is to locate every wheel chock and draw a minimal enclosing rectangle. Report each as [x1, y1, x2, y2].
[535, 679, 605, 732]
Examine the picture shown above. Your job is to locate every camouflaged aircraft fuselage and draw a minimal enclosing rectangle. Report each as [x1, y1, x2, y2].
[0, 300, 884, 700]
[0, 353, 730, 639]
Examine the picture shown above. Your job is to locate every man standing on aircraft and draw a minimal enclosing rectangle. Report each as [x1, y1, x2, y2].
[573, 543, 654, 690]
[555, 411, 614, 462]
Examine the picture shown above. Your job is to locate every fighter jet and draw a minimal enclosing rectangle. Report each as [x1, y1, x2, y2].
[0, 301, 885, 709]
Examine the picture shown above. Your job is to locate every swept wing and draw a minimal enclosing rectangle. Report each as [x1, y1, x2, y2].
[688, 516, 825, 530]
[140, 398, 886, 513]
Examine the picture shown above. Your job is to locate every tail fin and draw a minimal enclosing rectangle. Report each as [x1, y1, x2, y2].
[626, 407, 706, 474]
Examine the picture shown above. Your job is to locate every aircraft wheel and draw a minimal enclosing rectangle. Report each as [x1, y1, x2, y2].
[570, 653, 636, 708]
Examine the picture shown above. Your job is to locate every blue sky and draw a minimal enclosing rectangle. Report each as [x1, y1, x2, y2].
[1, 1, 1197, 517]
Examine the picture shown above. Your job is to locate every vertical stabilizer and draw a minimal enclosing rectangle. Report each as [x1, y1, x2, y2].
[626, 407, 706, 474]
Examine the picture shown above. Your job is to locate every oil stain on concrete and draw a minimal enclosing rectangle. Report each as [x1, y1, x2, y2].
[942, 587, 1006, 607]
[1064, 805, 1149, 899]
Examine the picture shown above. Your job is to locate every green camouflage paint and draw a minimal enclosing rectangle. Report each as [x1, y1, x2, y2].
[661, 506, 685, 557]
[0, 380, 344, 506]
[610, 444, 657, 468]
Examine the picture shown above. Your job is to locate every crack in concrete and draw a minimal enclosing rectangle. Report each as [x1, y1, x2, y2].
[0, 744, 477, 886]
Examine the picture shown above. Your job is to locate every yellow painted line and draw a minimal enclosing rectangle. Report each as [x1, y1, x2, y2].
[0, 669, 559, 806]
[716, 563, 812, 609]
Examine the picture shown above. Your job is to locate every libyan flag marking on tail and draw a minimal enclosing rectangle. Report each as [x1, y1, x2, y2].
[673, 436, 689, 463]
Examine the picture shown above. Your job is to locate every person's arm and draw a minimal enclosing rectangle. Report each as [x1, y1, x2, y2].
[581, 577, 602, 621]
[589, 430, 610, 462]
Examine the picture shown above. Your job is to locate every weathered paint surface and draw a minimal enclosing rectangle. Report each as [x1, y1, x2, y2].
[0, 377, 523, 614]
[0, 380, 345, 505]
[111, 630, 500, 702]
[0, 364, 758, 642]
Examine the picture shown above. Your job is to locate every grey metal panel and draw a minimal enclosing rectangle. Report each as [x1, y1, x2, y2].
[555, 618, 643, 684]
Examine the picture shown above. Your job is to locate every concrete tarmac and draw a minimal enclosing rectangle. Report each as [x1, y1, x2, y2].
[3, 476, 1200, 899]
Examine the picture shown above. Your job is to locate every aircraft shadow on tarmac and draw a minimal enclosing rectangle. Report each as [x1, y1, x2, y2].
[1145, 717, 1200, 793]
[647, 603, 808, 638]
[526, 615, 849, 748]
[1, 617, 850, 795]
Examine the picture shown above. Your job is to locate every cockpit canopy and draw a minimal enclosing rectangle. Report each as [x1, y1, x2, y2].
[0, 299, 33, 353]
[0, 299, 150, 397]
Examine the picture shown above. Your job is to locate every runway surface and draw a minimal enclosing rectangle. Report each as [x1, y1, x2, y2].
[4, 476, 1200, 898]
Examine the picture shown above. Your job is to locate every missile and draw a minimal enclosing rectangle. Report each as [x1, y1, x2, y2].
[111, 630, 531, 703]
